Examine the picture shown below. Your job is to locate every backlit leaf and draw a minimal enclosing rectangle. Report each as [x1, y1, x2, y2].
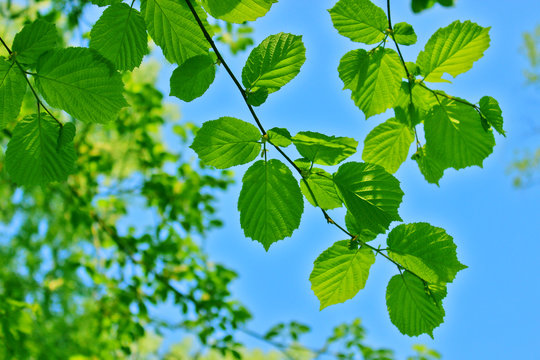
[292, 131, 358, 166]
[267, 127, 292, 147]
[170, 54, 216, 102]
[12, 19, 58, 66]
[412, 146, 444, 186]
[300, 168, 342, 210]
[201, 0, 276, 23]
[393, 22, 417, 46]
[479, 96, 505, 136]
[0, 58, 26, 129]
[329, 0, 387, 45]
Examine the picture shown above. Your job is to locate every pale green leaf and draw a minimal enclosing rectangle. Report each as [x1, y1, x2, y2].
[479, 96, 505, 136]
[310, 241, 375, 309]
[12, 19, 57, 66]
[141, 0, 209, 65]
[170, 54, 216, 102]
[386, 272, 446, 338]
[242, 33, 306, 93]
[362, 118, 414, 174]
[90, 3, 149, 71]
[5, 113, 76, 186]
[412, 146, 444, 186]
[238, 159, 303, 250]
[0, 58, 27, 129]
[201, 0, 276, 23]
[333, 162, 403, 235]
[300, 168, 342, 210]
[387, 223, 466, 284]
[329, 0, 387, 45]
[339, 48, 404, 119]
[292, 131, 358, 166]
[417, 20, 490, 83]
[393, 22, 417, 46]
[424, 97, 495, 170]
[35, 47, 127, 123]
[267, 127, 292, 147]
[190, 117, 261, 168]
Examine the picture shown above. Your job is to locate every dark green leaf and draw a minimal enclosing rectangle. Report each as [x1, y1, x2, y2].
[170, 54, 216, 102]
[12, 19, 58, 66]
[479, 96, 505, 136]
[0, 58, 26, 129]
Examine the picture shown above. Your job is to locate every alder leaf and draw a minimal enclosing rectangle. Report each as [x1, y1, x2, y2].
[417, 20, 491, 83]
[238, 159, 304, 250]
[393, 22, 417, 46]
[387, 223, 467, 284]
[386, 272, 446, 338]
[242, 33, 306, 95]
[329, 0, 387, 45]
[292, 131, 358, 166]
[479, 96, 505, 136]
[300, 168, 343, 210]
[5, 113, 76, 186]
[12, 19, 58, 67]
[362, 118, 415, 174]
[339, 48, 404, 119]
[412, 146, 444, 186]
[190, 117, 261, 169]
[90, 3, 149, 71]
[333, 162, 403, 235]
[310, 241, 375, 309]
[35, 47, 127, 123]
[0, 58, 27, 129]
[267, 127, 292, 147]
[344, 212, 378, 241]
[201, 0, 276, 23]
[141, 0, 209, 65]
[170, 54, 216, 102]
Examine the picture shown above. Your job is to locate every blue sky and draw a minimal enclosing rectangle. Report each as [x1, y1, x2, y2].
[161, 0, 540, 359]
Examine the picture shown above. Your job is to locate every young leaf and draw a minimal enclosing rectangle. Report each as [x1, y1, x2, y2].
[386, 272, 446, 338]
[141, 0, 209, 65]
[170, 54, 216, 102]
[362, 118, 415, 174]
[338, 48, 404, 119]
[89, 3, 149, 71]
[238, 159, 304, 250]
[5, 113, 76, 186]
[424, 97, 495, 170]
[412, 147, 444, 186]
[417, 20, 491, 83]
[387, 223, 467, 284]
[201, 0, 276, 23]
[479, 96, 505, 136]
[300, 168, 343, 210]
[242, 33, 306, 94]
[35, 47, 127, 123]
[12, 19, 58, 67]
[0, 58, 27, 129]
[333, 162, 403, 235]
[190, 117, 261, 168]
[328, 0, 387, 45]
[310, 241, 375, 309]
[292, 131, 358, 166]
[267, 127, 292, 147]
[393, 22, 417, 46]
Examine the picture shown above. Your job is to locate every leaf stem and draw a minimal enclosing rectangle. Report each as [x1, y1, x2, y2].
[386, 0, 411, 81]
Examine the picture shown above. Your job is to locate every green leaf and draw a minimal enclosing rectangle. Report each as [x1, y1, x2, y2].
[412, 0, 454, 13]
[479, 96, 505, 136]
[0, 58, 27, 129]
[201, 0, 276, 23]
[58, 122, 76, 147]
[300, 168, 342, 210]
[267, 127, 292, 147]
[338, 48, 404, 119]
[238, 159, 304, 250]
[242, 33, 306, 94]
[35, 47, 127, 123]
[141, 0, 209, 65]
[412, 146, 444, 186]
[91, 0, 122, 6]
[5, 113, 76, 186]
[310, 241, 375, 309]
[292, 131, 358, 166]
[394, 82, 437, 127]
[386, 272, 446, 338]
[417, 20, 490, 83]
[387, 223, 466, 284]
[344, 212, 378, 241]
[90, 3, 149, 71]
[362, 118, 414, 174]
[424, 97, 495, 170]
[328, 0, 387, 45]
[190, 117, 261, 169]
[12, 19, 58, 66]
[393, 22, 417, 46]
[170, 54, 216, 102]
[246, 87, 268, 106]
[333, 162, 403, 235]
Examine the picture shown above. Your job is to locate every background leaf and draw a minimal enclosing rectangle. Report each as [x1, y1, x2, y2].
[201, 0, 276, 23]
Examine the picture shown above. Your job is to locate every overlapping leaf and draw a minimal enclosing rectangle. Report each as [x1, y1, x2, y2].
[12, 19, 58, 66]
[412, 146, 444, 186]
[310, 241, 375, 309]
[170, 54, 216, 102]
[333, 162, 403, 235]
[292, 131, 358, 166]
[35, 47, 127, 123]
[201, 0, 276, 23]
[190, 117, 261, 168]
[5, 113, 76, 186]
[344, 212, 378, 241]
[393, 22, 417, 46]
[329, 0, 387, 45]
[417, 20, 490, 83]
[267, 127, 292, 147]
[0, 58, 26, 129]
[300, 168, 342, 210]
[90, 3, 149, 71]
[479, 96, 505, 136]
[238, 159, 303, 250]
[386, 272, 446, 338]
